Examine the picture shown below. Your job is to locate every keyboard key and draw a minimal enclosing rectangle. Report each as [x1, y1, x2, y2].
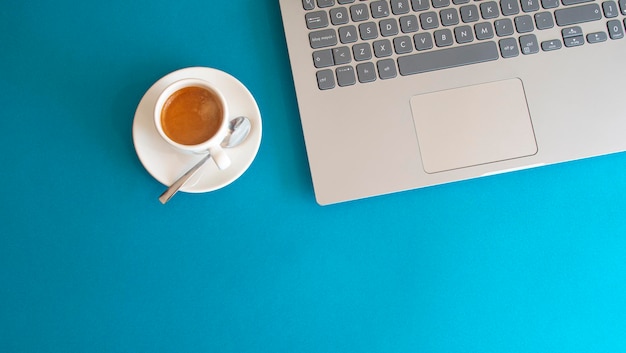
[380, 19, 400, 36]
[373, 39, 394, 57]
[460, 5, 480, 23]
[480, 2, 500, 19]
[306, 11, 329, 30]
[620, 0, 626, 14]
[350, 4, 370, 22]
[411, 0, 431, 11]
[359, 22, 379, 40]
[313, 49, 334, 68]
[495, 18, 515, 36]
[414, 32, 435, 50]
[398, 41, 499, 75]
[352, 43, 374, 63]
[587, 31, 608, 43]
[333, 46, 352, 64]
[330, 7, 350, 25]
[393, 36, 414, 54]
[303, 0, 316, 10]
[454, 0, 471, 4]
[434, 28, 454, 46]
[521, 0, 541, 12]
[352, 43, 373, 61]
[339, 25, 359, 43]
[356, 62, 377, 83]
[607, 19, 624, 39]
[501, 0, 520, 16]
[519, 34, 540, 54]
[515, 15, 535, 33]
[338, 0, 355, 3]
[554, 4, 602, 26]
[562, 0, 593, 5]
[455, 25, 475, 43]
[377, 59, 398, 79]
[391, 0, 411, 14]
[535, 12, 555, 29]
[336, 66, 356, 86]
[603, 1, 619, 17]
[371, 1, 391, 18]
[316, 69, 335, 90]
[420, 12, 440, 29]
[432, 0, 451, 8]
[475, 22, 495, 40]
[400, 15, 420, 33]
[317, 0, 335, 8]
[309, 29, 338, 49]
[564, 35, 585, 46]
[499, 37, 520, 58]
[541, 39, 563, 50]
[562, 26, 583, 37]
[440, 8, 460, 26]
[541, 0, 560, 8]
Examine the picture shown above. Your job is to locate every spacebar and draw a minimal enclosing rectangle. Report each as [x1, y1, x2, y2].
[398, 42, 499, 76]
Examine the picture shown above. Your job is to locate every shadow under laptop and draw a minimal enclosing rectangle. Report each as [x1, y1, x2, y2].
[239, 0, 317, 201]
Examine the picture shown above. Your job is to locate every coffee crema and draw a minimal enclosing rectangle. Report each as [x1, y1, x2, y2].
[161, 86, 223, 146]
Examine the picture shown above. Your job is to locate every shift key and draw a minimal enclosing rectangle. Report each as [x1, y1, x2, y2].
[555, 3, 602, 26]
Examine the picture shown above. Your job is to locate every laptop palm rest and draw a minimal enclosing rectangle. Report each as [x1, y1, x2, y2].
[410, 78, 538, 174]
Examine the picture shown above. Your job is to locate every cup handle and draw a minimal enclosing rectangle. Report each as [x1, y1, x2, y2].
[209, 145, 231, 170]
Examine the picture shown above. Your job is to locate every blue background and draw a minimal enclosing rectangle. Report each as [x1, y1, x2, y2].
[1, 1, 625, 352]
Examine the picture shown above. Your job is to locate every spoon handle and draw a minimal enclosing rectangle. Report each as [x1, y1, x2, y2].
[158, 154, 212, 204]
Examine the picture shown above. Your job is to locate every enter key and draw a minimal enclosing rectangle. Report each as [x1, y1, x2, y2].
[555, 3, 602, 26]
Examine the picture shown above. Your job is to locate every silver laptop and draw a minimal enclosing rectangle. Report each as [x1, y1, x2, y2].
[279, 0, 626, 205]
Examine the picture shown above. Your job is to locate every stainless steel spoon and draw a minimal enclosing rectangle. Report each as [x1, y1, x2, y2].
[158, 116, 251, 204]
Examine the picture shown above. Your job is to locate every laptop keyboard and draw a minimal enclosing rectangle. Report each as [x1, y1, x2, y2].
[303, 0, 626, 89]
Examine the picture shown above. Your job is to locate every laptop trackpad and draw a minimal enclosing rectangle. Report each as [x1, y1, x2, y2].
[410, 78, 538, 174]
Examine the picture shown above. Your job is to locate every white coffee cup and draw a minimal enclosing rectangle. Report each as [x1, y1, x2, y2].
[154, 78, 231, 169]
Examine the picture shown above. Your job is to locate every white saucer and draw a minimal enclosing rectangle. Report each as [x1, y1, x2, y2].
[132, 67, 262, 193]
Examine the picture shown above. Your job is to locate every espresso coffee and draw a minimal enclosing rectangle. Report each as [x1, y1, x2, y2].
[161, 86, 224, 146]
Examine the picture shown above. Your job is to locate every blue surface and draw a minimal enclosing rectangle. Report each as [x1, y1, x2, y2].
[1, 1, 626, 352]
